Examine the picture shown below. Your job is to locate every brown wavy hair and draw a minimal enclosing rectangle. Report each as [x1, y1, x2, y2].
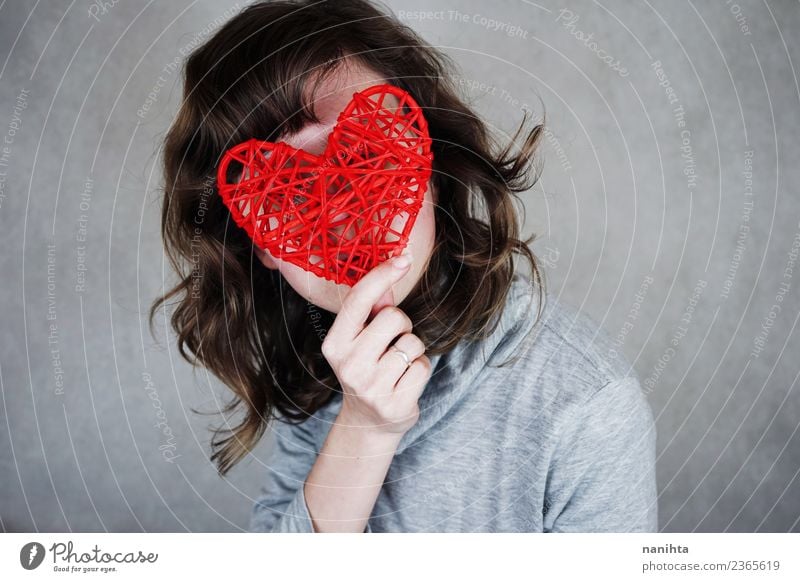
[149, 0, 547, 476]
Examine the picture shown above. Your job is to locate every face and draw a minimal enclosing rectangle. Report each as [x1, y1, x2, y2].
[254, 57, 437, 313]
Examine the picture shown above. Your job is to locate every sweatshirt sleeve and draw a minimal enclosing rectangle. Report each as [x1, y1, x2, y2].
[248, 414, 374, 533]
[542, 375, 659, 532]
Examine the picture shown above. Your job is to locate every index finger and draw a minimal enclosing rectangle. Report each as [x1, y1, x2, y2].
[327, 253, 413, 342]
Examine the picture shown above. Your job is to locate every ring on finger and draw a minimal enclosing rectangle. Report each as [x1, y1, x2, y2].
[390, 345, 412, 367]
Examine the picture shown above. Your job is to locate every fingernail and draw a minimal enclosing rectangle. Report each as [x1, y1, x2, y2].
[393, 254, 412, 269]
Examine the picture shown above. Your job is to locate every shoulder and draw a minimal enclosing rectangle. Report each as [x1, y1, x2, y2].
[488, 274, 653, 435]
[499, 283, 658, 530]
[543, 369, 659, 531]
[497, 273, 637, 391]
[537, 289, 635, 388]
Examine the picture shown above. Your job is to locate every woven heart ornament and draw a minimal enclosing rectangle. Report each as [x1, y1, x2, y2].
[216, 83, 433, 286]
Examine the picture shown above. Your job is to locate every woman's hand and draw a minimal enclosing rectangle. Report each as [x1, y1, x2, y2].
[321, 251, 432, 437]
[305, 252, 431, 531]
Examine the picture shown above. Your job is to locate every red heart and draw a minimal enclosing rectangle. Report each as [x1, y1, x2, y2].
[216, 83, 433, 286]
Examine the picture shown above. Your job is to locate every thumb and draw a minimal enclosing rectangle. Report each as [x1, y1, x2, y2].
[368, 247, 413, 319]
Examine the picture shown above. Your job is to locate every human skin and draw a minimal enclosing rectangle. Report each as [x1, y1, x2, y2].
[254, 57, 436, 532]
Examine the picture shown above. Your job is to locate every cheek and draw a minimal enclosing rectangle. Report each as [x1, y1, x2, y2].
[402, 184, 436, 257]
[274, 259, 349, 311]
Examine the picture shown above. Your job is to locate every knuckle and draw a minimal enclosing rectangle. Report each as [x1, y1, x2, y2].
[414, 355, 433, 376]
[382, 306, 412, 330]
[320, 338, 339, 361]
[404, 334, 426, 355]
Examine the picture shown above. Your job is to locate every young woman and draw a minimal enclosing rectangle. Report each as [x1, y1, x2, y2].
[150, 0, 658, 532]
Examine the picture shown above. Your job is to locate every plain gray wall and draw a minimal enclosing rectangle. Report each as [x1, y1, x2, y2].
[1, 0, 799, 532]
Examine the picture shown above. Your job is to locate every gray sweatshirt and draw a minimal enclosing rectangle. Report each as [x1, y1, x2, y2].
[249, 272, 659, 532]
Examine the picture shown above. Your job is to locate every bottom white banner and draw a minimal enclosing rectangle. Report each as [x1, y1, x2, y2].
[1, 533, 798, 580]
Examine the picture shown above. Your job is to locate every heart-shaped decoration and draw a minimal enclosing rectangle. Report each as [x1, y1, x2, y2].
[216, 83, 433, 286]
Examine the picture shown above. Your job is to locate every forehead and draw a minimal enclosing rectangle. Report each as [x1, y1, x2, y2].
[282, 58, 390, 153]
[307, 58, 388, 118]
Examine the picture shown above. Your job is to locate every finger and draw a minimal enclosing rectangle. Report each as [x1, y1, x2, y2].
[369, 287, 395, 321]
[373, 334, 427, 386]
[373, 348, 413, 392]
[354, 306, 413, 363]
[393, 356, 432, 403]
[390, 333, 427, 361]
[327, 251, 413, 343]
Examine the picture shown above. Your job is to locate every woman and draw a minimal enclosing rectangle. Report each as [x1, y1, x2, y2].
[150, 0, 658, 532]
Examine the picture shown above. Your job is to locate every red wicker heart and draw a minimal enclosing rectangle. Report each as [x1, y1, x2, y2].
[216, 83, 433, 286]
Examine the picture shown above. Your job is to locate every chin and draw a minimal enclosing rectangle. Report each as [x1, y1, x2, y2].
[282, 272, 350, 313]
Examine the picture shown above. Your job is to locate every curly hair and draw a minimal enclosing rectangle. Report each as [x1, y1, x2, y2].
[149, 0, 546, 475]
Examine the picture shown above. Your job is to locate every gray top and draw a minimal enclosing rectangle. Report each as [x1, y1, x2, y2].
[249, 272, 658, 532]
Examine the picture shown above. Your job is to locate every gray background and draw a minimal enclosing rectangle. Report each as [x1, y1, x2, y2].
[1, 0, 798, 532]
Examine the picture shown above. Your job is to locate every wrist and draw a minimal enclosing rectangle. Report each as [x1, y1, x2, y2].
[331, 412, 405, 453]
